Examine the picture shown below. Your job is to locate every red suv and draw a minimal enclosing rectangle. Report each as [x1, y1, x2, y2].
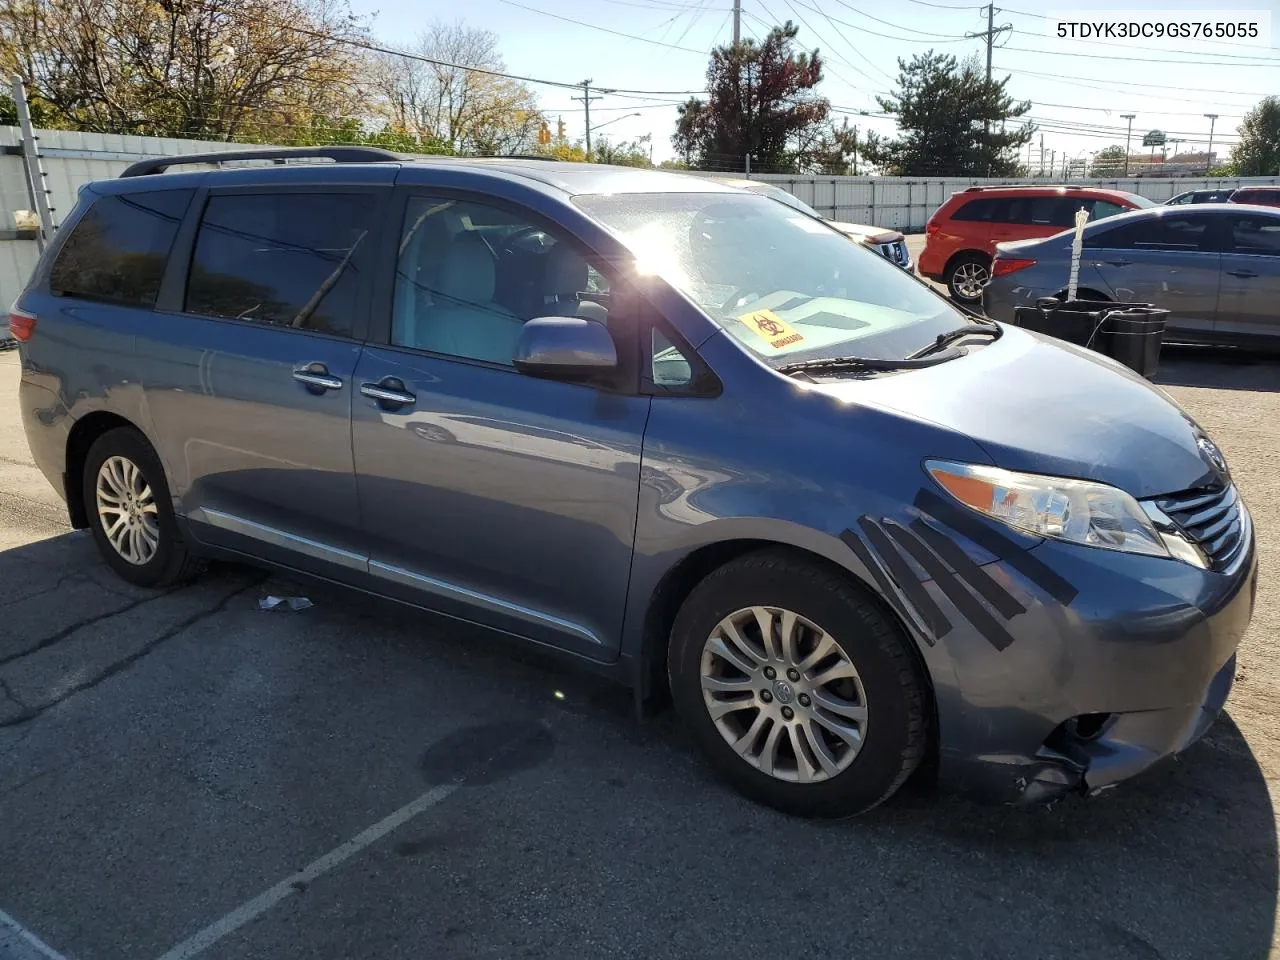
[919, 186, 1156, 305]
[1229, 185, 1280, 208]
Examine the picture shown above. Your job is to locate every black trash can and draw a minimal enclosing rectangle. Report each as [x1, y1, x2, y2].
[1015, 298, 1114, 348]
[1102, 307, 1168, 379]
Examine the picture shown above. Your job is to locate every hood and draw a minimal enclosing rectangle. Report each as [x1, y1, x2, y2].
[812, 325, 1222, 499]
[829, 220, 903, 244]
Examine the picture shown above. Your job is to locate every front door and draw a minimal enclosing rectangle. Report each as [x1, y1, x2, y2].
[141, 185, 387, 575]
[352, 192, 651, 658]
[1215, 210, 1280, 345]
[1082, 210, 1220, 341]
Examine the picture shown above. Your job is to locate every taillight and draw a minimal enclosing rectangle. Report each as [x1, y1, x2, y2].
[8, 306, 36, 341]
[992, 257, 1037, 277]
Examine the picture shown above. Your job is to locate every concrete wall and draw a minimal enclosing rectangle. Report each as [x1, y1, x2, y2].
[1, 126, 1278, 309]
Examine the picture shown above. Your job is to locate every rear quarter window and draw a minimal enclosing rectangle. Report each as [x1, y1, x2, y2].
[49, 189, 194, 307]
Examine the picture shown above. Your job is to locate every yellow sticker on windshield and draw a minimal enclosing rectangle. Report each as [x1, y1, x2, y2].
[737, 309, 805, 350]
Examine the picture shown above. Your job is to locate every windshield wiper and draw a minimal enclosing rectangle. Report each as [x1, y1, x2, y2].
[908, 322, 1000, 360]
[776, 346, 966, 376]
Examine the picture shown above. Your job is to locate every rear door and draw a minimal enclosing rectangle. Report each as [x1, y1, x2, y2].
[1215, 210, 1280, 345]
[139, 177, 391, 575]
[1082, 211, 1220, 341]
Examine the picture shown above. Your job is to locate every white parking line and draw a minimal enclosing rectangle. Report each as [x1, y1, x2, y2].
[153, 781, 460, 960]
[0, 907, 71, 960]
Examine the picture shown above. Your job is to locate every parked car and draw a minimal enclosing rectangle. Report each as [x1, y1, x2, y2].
[711, 177, 913, 270]
[983, 203, 1280, 349]
[1229, 185, 1280, 208]
[919, 185, 1157, 306]
[1165, 189, 1236, 205]
[13, 148, 1255, 817]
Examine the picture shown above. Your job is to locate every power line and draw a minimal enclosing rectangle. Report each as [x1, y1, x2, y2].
[828, 0, 969, 39]
[789, 0, 969, 43]
[801, 0, 897, 83]
[776, 0, 881, 87]
[498, 0, 706, 53]
[1007, 66, 1270, 101]
[1000, 43, 1280, 68]
[1006, 27, 1280, 62]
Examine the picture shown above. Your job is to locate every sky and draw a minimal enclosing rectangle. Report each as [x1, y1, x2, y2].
[344, 0, 1280, 170]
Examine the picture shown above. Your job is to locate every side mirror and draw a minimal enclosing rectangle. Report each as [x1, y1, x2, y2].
[513, 316, 618, 380]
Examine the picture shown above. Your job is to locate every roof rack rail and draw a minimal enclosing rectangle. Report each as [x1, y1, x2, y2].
[962, 184, 1084, 192]
[119, 146, 401, 179]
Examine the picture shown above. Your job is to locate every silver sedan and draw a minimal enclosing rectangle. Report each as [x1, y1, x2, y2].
[982, 204, 1280, 348]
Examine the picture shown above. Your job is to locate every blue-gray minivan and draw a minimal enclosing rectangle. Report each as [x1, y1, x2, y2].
[12, 149, 1258, 817]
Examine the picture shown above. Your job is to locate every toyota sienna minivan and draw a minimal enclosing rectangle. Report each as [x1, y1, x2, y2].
[12, 148, 1257, 818]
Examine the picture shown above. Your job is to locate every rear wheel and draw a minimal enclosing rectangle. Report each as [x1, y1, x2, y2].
[83, 427, 204, 588]
[668, 549, 928, 818]
[946, 254, 991, 305]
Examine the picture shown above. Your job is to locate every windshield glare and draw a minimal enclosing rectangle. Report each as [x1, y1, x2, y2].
[575, 192, 963, 364]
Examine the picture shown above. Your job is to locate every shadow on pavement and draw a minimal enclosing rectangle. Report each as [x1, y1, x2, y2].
[1156, 346, 1280, 392]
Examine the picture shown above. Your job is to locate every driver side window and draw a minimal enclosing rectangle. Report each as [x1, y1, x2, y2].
[391, 196, 611, 365]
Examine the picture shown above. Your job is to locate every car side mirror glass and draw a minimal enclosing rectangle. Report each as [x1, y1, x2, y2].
[512, 316, 618, 380]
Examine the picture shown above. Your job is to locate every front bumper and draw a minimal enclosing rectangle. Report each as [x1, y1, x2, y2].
[933, 506, 1258, 806]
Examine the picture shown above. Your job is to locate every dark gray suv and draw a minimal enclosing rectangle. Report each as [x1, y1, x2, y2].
[11, 148, 1257, 817]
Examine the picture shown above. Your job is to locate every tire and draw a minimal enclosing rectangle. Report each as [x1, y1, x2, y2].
[946, 254, 991, 306]
[668, 549, 928, 818]
[82, 427, 205, 588]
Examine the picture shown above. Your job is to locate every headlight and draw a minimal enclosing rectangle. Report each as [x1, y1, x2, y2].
[925, 460, 1171, 560]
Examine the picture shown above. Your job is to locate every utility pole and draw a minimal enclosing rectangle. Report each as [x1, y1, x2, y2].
[852, 125, 858, 176]
[732, 0, 741, 44]
[1121, 113, 1136, 177]
[572, 80, 602, 157]
[966, 4, 1011, 176]
[1039, 133, 1044, 177]
[1204, 113, 1218, 175]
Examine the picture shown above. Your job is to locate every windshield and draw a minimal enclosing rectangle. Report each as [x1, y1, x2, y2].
[1121, 191, 1158, 209]
[748, 183, 823, 219]
[575, 191, 964, 365]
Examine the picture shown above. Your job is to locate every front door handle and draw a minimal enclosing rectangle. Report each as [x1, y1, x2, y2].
[293, 362, 343, 392]
[360, 378, 417, 409]
[1227, 269, 1257, 279]
[1105, 258, 1132, 267]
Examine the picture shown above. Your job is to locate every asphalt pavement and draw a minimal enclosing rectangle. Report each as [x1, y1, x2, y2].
[1, 331, 1278, 959]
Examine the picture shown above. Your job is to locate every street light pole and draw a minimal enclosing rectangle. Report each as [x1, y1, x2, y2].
[1204, 113, 1218, 175]
[1121, 114, 1136, 177]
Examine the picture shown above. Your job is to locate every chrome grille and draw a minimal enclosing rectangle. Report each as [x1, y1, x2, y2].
[1153, 483, 1247, 571]
[877, 240, 910, 267]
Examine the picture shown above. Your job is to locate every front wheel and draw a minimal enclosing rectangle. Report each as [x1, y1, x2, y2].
[946, 254, 991, 305]
[668, 550, 928, 818]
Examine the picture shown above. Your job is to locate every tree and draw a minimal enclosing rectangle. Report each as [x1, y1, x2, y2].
[672, 22, 830, 174]
[0, 0, 369, 140]
[366, 20, 544, 156]
[1230, 96, 1280, 177]
[1090, 145, 1128, 178]
[593, 137, 651, 167]
[863, 51, 1033, 177]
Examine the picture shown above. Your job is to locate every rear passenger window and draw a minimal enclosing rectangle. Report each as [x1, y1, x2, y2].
[1085, 214, 1210, 251]
[50, 189, 193, 307]
[950, 198, 1009, 222]
[185, 194, 374, 336]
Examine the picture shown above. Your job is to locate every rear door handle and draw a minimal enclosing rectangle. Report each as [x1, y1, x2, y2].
[1227, 269, 1258, 279]
[360, 378, 416, 409]
[293, 363, 343, 392]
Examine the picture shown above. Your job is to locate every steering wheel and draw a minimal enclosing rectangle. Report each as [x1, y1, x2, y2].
[499, 224, 552, 256]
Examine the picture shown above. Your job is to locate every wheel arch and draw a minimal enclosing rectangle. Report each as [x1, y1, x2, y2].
[633, 535, 938, 731]
[64, 411, 143, 529]
[943, 248, 992, 279]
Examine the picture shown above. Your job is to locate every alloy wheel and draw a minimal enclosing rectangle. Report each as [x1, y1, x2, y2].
[95, 455, 160, 566]
[700, 606, 869, 783]
[952, 262, 989, 300]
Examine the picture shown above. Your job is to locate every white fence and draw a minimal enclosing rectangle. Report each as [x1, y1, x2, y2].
[682, 170, 1280, 233]
[2, 126, 1279, 309]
